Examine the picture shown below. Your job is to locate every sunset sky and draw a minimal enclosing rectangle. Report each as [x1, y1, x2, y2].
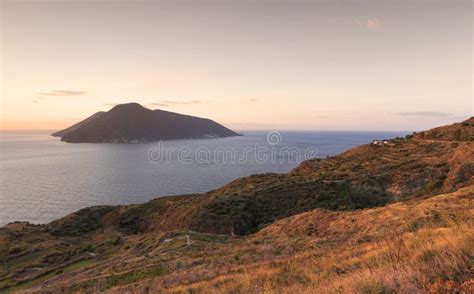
[1, 0, 472, 131]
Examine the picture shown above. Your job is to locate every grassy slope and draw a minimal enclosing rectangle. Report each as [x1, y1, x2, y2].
[0, 118, 473, 293]
[7, 185, 470, 293]
[133, 185, 474, 293]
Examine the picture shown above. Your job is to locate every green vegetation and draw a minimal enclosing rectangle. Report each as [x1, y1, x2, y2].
[49, 206, 116, 237]
[106, 266, 167, 288]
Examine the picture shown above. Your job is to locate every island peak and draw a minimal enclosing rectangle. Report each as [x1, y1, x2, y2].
[53, 102, 241, 143]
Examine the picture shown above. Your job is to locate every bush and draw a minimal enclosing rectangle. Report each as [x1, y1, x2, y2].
[8, 246, 24, 255]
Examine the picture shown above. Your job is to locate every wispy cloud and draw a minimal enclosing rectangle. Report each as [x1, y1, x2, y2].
[248, 98, 258, 103]
[150, 100, 208, 108]
[391, 112, 454, 118]
[36, 90, 87, 96]
[162, 100, 205, 105]
[314, 115, 329, 119]
[150, 102, 169, 107]
[356, 17, 382, 30]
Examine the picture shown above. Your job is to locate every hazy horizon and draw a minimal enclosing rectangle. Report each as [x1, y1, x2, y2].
[1, 0, 472, 131]
[0, 101, 471, 133]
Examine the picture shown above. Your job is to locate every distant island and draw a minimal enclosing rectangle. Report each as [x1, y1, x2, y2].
[52, 102, 241, 143]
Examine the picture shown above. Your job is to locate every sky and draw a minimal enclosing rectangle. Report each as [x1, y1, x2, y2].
[1, 0, 472, 131]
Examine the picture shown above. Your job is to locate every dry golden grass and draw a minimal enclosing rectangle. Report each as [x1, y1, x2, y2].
[3, 186, 471, 293]
[106, 186, 473, 294]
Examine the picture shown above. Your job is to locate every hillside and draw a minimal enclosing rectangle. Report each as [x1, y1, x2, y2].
[412, 116, 474, 142]
[1, 118, 473, 293]
[53, 103, 240, 143]
[51, 111, 106, 137]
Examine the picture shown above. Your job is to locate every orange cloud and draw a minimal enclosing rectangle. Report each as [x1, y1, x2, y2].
[356, 18, 382, 30]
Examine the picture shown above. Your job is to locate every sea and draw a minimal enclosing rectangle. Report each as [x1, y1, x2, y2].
[0, 130, 408, 226]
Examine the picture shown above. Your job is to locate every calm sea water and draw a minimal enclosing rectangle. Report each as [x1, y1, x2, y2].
[0, 131, 407, 226]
